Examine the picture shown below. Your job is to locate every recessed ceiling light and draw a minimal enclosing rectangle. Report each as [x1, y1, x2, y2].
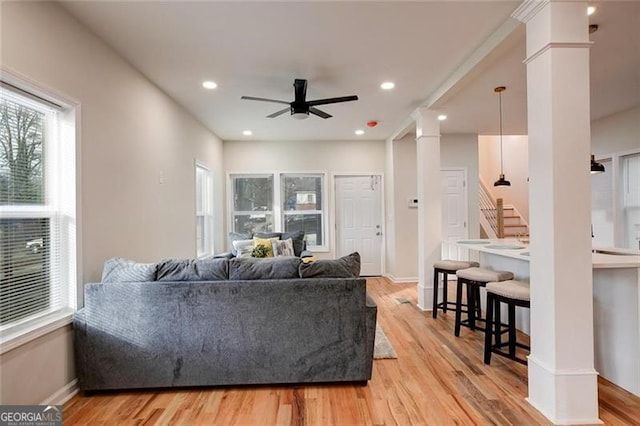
[438, 114, 447, 121]
[587, 6, 596, 16]
[202, 81, 218, 89]
[355, 129, 365, 136]
[380, 82, 395, 90]
[242, 130, 252, 136]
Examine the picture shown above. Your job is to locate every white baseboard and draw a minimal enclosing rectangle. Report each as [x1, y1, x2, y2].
[383, 274, 418, 284]
[40, 379, 79, 406]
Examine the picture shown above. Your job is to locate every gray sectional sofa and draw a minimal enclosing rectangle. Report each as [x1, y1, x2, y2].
[73, 254, 376, 392]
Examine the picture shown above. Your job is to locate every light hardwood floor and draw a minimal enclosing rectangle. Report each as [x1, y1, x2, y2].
[63, 277, 640, 425]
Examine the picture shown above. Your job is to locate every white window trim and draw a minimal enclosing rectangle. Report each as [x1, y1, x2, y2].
[0, 66, 80, 351]
[195, 161, 214, 258]
[227, 171, 329, 251]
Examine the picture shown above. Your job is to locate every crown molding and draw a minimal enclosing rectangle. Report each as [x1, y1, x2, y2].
[512, 0, 550, 23]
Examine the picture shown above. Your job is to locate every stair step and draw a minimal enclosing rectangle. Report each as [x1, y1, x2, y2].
[504, 233, 530, 238]
[504, 224, 528, 228]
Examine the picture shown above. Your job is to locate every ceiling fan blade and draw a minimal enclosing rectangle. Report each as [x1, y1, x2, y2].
[267, 107, 290, 118]
[307, 95, 359, 107]
[241, 96, 290, 105]
[309, 107, 332, 119]
[293, 79, 307, 104]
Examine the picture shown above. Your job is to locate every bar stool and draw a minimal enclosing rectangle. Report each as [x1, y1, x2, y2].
[432, 260, 479, 318]
[483, 280, 530, 365]
[454, 267, 514, 336]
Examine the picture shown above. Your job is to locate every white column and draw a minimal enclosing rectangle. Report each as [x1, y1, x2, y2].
[514, 1, 600, 424]
[413, 108, 441, 310]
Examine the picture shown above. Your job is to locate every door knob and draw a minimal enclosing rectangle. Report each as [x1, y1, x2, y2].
[376, 232, 382, 236]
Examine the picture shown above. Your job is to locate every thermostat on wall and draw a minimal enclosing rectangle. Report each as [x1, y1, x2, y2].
[408, 198, 418, 208]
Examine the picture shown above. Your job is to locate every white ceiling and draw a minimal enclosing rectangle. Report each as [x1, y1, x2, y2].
[61, 1, 639, 141]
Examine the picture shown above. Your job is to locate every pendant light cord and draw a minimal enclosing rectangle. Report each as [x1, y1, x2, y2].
[499, 90, 504, 175]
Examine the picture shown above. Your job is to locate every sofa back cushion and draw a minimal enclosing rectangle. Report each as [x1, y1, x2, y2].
[229, 256, 301, 280]
[102, 258, 157, 282]
[299, 252, 361, 278]
[157, 258, 228, 281]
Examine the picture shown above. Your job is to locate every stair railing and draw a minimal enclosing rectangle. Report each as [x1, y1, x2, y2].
[479, 179, 500, 238]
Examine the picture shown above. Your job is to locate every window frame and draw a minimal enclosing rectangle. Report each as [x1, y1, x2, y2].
[227, 171, 328, 251]
[280, 173, 326, 249]
[195, 162, 214, 258]
[0, 71, 79, 353]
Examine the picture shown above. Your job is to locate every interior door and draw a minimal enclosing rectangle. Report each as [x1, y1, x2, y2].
[335, 175, 383, 276]
[441, 169, 468, 260]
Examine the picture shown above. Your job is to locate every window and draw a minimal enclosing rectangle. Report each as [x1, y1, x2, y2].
[230, 174, 274, 234]
[281, 174, 324, 246]
[196, 163, 213, 257]
[0, 82, 76, 341]
[229, 173, 326, 249]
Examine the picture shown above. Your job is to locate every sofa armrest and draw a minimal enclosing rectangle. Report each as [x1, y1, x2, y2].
[213, 252, 234, 259]
[364, 292, 377, 379]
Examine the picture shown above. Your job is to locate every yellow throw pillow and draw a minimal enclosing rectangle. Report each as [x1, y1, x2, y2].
[253, 237, 279, 257]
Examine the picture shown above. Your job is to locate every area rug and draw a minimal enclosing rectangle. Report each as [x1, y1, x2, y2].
[374, 324, 398, 359]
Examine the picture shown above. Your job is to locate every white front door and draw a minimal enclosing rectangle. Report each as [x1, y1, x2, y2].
[441, 169, 468, 260]
[335, 175, 383, 276]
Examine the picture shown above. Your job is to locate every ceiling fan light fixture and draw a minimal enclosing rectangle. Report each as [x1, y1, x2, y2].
[591, 154, 606, 174]
[292, 111, 309, 120]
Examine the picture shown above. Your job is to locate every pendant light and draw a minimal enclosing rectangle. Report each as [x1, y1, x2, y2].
[590, 155, 605, 174]
[493, 86, 511, 187]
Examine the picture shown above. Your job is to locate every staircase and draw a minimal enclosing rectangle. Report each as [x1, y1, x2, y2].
[479, 179, 529, 239]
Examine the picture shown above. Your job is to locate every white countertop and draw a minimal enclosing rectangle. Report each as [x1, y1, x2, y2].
[454, 239, 640, 269]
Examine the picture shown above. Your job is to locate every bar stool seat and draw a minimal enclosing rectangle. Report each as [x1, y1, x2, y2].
[454, 267, 514, 336]
[483, 280, 531, 365]
[432, 260, 479, 318]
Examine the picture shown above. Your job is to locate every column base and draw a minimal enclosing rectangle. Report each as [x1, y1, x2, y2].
[417, 282, 433, 311]
[527, 355, 602, 425]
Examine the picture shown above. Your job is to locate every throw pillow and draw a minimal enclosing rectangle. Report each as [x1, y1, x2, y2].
[298, 252, 361, 278]
[232, 239, 255, 258]
[253, 237, 279, 257]
[101, 257, 157, 282]
[228, 232, 252, 256]
[272, 238, 295, 257]
[281, 230, 305, 256]
[229, 257, 302, 280]
[157, 258, 228, 281]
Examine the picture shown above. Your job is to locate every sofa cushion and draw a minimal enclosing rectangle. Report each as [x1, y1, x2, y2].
[101, 258, 157, 282]
[229, 256, 302, 280]
[272, 238, 295, 257]
[228, 232, 252, 256]
[232, 239, 255, 258]
[299, 252, 361, 278]
[156, 258, 228, 281]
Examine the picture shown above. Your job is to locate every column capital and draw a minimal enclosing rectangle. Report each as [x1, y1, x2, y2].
[411, 107, 440, 139]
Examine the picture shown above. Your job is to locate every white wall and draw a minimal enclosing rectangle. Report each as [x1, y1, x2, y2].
[441, 134, 481, 240]
[223, 139, 385, 259]
[478, 135, 530, 223]
[0, 2, 224, 404]
[591, 106, 640, 156]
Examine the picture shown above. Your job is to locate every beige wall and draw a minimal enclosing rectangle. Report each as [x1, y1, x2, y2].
[0, 2, 224, 404]
[591, 106, 640, 156]
[223, 139, 386, 259]
[479, 135, 530, 223]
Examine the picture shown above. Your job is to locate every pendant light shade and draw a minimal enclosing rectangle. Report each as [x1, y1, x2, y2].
[493, 86, 511, 187]
[590, 154, 605, 174]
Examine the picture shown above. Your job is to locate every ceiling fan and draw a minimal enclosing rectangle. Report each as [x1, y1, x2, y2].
[241, 79, 358, 120]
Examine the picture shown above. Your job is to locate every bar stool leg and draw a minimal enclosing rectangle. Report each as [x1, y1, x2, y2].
[432, 269, 439, 318]
[495, 299, 502, 348]
[454, 278, 464, 337]
[484, 292, 495, 364]
[508, 303, 517, 357]
[442, 273, 449, 313]
[468, 282, 477, 331]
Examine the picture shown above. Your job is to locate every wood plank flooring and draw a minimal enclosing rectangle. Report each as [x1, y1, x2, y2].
[63, 277, 640, 425]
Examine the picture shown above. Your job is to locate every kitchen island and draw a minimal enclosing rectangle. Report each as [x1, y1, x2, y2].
[454, 239, 640, 396]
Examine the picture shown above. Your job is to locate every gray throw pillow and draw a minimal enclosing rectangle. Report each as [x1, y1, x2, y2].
[101, 258, 157, 282]
[228, 232, 252, 256]
[229, 257, 301, 280]
[156, 258, 228, 281]
[298, 252, 361, 278]
[281, 230, 305, 256]
[232, 239, 255, 258]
